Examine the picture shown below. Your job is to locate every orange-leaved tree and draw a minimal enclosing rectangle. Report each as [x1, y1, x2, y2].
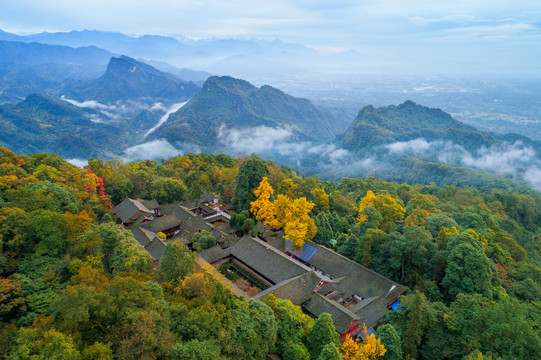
[269, 194, 317, 248]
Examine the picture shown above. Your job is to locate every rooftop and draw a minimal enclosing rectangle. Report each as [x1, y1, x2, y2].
[113, 198, 153, 223]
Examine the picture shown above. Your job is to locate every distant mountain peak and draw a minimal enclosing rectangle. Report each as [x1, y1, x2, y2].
[149, 74, 347, 148]
[104, 55, 157, 78]
[203, 75, 257, 95]
[339, 101, 483, 152]
[64, 55, 200, 104]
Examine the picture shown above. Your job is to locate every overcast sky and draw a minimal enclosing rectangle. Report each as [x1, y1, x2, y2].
[2, 1, 540, 74]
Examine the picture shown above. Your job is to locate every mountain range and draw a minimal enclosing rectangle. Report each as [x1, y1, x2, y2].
[0, 52, 344, 159]
[0, 29, 318, 80]
[0, 93, 119, 158]
[338, 100, 541, 155]
[0, 31, 540, 191]
[0, 39, 113, 66]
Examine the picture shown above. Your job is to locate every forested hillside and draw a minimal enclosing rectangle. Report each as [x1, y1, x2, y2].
[338, 101, 496, 152]
[150, 75, 344, 148]
[0, 94, 166, 159]
[1, 146, 540, 359]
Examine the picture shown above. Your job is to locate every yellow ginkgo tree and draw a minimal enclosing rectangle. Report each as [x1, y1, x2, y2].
[339, 324, 387, 360]
[250, 177, 275, 224]
[356, 191, 405, 233]
[250, 178, 317, 248]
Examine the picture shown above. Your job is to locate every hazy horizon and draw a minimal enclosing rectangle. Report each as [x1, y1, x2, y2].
[2, 1, 540, 77]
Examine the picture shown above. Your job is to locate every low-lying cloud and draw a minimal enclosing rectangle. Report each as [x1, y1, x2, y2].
[384, 138, 541, 190]
[112, 129, 541, 193]
[216, 125, 351, 165]
[144, 101, 189, 138]
[66, 158, 88, 168]
[62, 97, 170, 123]
[217, 125, 294, 154]
[62, 97, 114, 110]
[385, 138, 433, 154]
[462, 142, 536, 175]
[122, 140, 182, 162]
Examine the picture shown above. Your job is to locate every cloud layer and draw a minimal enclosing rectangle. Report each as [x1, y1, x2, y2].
[216, 125, 350, 165]
[384, 138, 541, 190]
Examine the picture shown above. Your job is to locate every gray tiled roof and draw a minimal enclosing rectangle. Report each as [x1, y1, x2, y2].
[200, 245, 231, 263]
[199, 203, 215, 215]
[266, 235, 286, 252]
[214, 222, 237, 234]
[174, 205, 197, 221]
[141, 215, 182, 233]
[253, 270, 321, 305]
[200, 192, 218, 203]
[304, 293, 361, 333]
[145, 238, 166, 260]
[140, 199, 159, 210]
[130, 226, 155, 247]
[113, 198, 152, 223]
[180, 215, 213, 233]
[354, 296, 394, 327]
[306, 241, 406, 301]
[230, 235, 309, 284]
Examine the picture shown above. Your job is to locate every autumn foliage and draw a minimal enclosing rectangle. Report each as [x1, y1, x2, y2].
[250, 176, 275, 224]
[339, 324, 386, 360]
[251, 177, 317, 247]
[356, 190, 405, 233]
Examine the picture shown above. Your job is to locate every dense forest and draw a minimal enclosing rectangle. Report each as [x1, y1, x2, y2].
[1, 146, 540, 359]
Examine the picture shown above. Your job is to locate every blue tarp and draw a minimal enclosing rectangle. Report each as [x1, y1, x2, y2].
[390, 300, 403, 310]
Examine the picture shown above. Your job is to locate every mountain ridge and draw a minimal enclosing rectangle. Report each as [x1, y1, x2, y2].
[149, 75, 346, 149]
[338, 100, 498, 152]
[62, 55, 200, 104]
[0, 39, 113, 66]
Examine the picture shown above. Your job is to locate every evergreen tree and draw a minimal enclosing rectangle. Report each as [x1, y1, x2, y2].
[234, 157, 270, 211]
[317, 342, 341, 360]
[158, 242, 196, 283]
[377, 324, 402, 360]
[282, 341, 310, 360]
[305, 313, 340, 359]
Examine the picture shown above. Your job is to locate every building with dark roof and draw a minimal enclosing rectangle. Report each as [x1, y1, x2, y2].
[113, 198, 153, 224]
[217, 231, 406, 337]
[113, 196, 236, 261]
[113, 196, 405, 337]
[230, 235, 311, 284]
[141, 214, 182, 238]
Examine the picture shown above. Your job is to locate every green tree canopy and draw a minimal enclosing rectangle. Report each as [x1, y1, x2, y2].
[192, 230, 217, 250]
[158, 242, 196, 283]
[305, 313, 340, 360]
[377, 324, 402, 360]
[233, 157, 270, 211]
[282, 341, 310, 360]
[443, 233, 495, 301]
[170, 339, 222, 360]
[148, 177, 188, 204]
[317, 342, 342, 360]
